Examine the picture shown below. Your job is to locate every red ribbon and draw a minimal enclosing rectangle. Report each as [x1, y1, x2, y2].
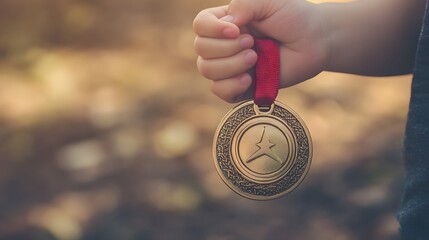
[254, 39, 280, 107]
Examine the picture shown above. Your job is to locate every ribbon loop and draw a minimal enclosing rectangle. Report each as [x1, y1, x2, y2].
[253, 39, 280, 107]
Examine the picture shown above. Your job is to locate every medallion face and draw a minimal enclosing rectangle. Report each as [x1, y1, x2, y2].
[213, 100, 312, 200]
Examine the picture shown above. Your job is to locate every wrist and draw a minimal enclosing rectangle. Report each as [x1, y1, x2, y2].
[317, 2, 336, 72]
[298, 1, 333, 74]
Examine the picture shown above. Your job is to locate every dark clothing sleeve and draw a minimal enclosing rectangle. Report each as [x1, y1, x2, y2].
[398, 2, 429, 240]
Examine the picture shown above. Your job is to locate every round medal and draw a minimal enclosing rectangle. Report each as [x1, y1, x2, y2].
[213, 100, 312, 200]
[212, 39, 312, 200]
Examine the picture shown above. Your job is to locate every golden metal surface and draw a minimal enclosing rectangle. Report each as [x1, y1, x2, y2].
[213, 100, 312, 200]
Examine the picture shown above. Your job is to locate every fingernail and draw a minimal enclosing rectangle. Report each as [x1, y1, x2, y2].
[240, 74, 251, 85]
[221, 15, 234, 23]
[244, 51, 256, 64]
[223, 28, 235, 38]
[240, 37, 252, 48]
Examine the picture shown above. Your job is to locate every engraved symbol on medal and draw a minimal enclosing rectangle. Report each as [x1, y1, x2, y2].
[212, 39, 312, 200]
[246, 126, 283, 164]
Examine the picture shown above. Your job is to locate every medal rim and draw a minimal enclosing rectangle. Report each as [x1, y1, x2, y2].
[212, 100, 313, 201]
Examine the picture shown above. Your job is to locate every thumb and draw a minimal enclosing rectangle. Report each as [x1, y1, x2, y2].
[228, 0, 279, 27]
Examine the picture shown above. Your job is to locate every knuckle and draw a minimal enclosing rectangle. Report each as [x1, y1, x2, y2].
[210, 82, 236, 103]
[238, 0, 257, 9]
[192, 11, 209, 34]
[196, 57, 204, 73]
[193, 37, 204, 56]
[210, 84, 227, 102]
[192, 14, 202, 33]
[196, 58, 214, 79]
[230, 0, 250, 10]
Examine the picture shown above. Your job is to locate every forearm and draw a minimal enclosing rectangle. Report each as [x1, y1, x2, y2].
[320, 0, 426, 76]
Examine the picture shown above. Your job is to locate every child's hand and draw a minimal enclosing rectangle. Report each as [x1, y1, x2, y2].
[193, 0, 330, 103]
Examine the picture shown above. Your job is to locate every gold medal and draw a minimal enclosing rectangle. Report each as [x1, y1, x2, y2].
[213, 100, 312, 200]
[212, 39, 312, 200]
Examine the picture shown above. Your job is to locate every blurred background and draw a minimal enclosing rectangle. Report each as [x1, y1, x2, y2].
[0, 0, 411, 239]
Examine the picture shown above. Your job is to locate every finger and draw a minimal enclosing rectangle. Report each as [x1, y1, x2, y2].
[194, 34, 254, 59]
[210, 73, 253, 103]
[193, 6, 240, 38]
[197, 49, 257, 80]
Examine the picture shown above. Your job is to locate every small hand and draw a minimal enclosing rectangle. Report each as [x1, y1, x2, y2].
[193, 0, 330, 103]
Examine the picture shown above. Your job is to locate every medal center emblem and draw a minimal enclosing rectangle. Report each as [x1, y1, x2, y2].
[236, 122, 291, 176]
[246, 126, 284, 164]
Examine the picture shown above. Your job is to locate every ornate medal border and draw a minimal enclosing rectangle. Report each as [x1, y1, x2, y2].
[213, 100, 312, 200]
